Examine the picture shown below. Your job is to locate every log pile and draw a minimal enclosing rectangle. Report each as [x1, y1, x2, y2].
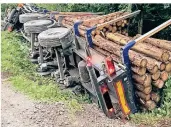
[59, 11, 130, 36]
[95, 33, 171, 111]
[57, 11, 171, 111]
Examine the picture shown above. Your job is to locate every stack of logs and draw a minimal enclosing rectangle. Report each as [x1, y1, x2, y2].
[58, 11, 129, 36]
[57, 11, 171, 111]
[93, 33, 171, 111]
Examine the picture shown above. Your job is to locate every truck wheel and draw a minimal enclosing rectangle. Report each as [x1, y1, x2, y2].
[19, 13, 46, 23]
[38, 27, 71, 47]
[24, 19, 53, 33]
[8, 9, 17, 23]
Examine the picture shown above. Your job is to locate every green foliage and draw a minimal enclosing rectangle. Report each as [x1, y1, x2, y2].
[131, 4, 171, 39]
[152, 77, 171, 117]
[37, 4, 121, 14]
[1, 31, 90, 111]
[130, 112, 161, 126]
[1, 3, 17, 19]
[1, 3, 17, 12]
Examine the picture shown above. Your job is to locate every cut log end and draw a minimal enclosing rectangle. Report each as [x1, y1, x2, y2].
[134, 83, 152, 94]
[165, 63, 171, 72]
[160, 71, 169, 82]
[151, 92, 160, 103]
[144, 86, 152, 95]
[145, 100, 156, 111]
[152, 71, 160, 80]
[136, 91, 150, 101]
[144, 74, 152, 87]
[160, 63, 166, 71]
[148, 65, 158, 74]
[153, 79, 164, 88]
[132, 66, 146, 76]
[141, 59, 148, 68]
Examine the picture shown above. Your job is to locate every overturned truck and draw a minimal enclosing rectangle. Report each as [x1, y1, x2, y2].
[17, 8, 171, 118]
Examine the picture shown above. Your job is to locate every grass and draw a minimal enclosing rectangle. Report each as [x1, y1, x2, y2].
[1, 31, 91, 112]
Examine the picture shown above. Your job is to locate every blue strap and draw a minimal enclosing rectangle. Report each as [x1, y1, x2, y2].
[121, 40, 136, 69]
[73, 21, 83, 36]
[121, 40, 138, 113]
[85, 26, 96, 48]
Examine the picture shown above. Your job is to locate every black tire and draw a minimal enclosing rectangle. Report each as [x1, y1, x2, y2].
[8, 9, 17, 23]
[38, 27, 71, 47]
[19, 13, 45, 23]
[24, 19, 53, 33]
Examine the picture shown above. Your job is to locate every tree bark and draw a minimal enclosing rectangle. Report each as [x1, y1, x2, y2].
[134, 83, 152, 94]
[93, 35, 148, 67]
[151, 92, 160, 103]
[93, 46, 121, 63]
[131, 66, 146, 76]
[160, 71, 169, 82]
[136, 91, 151, 101]
[132, 73, 151, 87]
[106, 32, 170, 62]
[135, 34, 171, 52]
[160, 62, 166, 71]
[165, 62, 171, 72]
[152, 71, 161, 81]
[145, 100, 156, 111]
[152, 79, 164, 88]
[82, 11, 125, 27]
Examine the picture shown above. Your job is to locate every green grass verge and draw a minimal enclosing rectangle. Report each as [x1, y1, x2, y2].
[1, 31, 90, 112]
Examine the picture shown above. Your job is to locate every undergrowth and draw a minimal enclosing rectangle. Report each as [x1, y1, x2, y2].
[1, 31, 91, 112]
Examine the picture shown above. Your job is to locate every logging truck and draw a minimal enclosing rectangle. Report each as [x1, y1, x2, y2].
[11, 5, 171, 118]
[52, 10, 171, 118]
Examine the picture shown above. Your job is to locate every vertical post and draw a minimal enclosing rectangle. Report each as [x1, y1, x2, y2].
[39, 45, 43, 64]
[138, 5, 143, 34]
[127, 4, 132, 12]
[31, 33, 35, 52]
[55, 48, 65, 81]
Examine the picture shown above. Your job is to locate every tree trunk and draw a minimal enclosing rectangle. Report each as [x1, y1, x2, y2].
[139, 35, 171, 52]
[106, 32, 170, 62]
[136, 91, 151, 101]
[160, 71, 169, 82]
[131, 66, 146, 76]
[129, 50, 147, 68]
[152, 79, 164, 88]
[165, 62, 171, 72]
[82, 11, 125, 27]
[145, 100, 156, 111]
[151, 92, 160, 103]
[160, 62, 166, 71]
[93, 46, 121, 63]
[152, 71, 161, 81]
[132, 73, 151, 87]
[93, 35, 148, 67]
[134, 83, 152, 94]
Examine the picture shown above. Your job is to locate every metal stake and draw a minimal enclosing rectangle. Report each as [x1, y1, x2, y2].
[54, 48, 65, 81]
[39, 45, 43, 64]
[31, 33, 35, 52]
